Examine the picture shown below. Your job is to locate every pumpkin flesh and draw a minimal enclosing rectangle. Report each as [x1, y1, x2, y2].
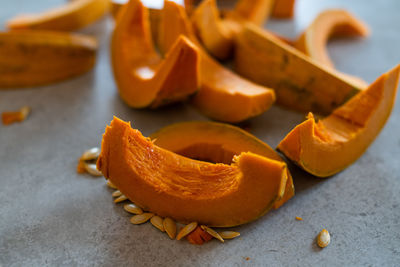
[111, 0, 199, 108]
[277, 65, 400, 177]
[97, 117, 288, 227]
[159, 1, 275, 122]
[150, 121, 294, 209]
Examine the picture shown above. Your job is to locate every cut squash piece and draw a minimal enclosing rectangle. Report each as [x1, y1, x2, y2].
[0, 31, 97, 88]
[111, 0, 200, 108]
[7, 0, 110, 31]
[150, 121, 294, 209]
[191, 0, 289, 60]
[278, 65, 400, 177]
[160, 1, 275, 122]
[233, 0, 275, 25]
[234, 23, 365, 115]
[271, 0, 296, 18]
[97, 117, 288, 227]
[295, 9, 370, 69]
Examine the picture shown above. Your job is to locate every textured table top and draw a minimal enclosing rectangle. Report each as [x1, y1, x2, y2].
[1, 0, 399, 266]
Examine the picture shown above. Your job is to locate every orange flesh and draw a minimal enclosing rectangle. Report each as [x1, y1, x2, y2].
[271, 0, 295, 18]
[112, 0, 199, 108]
[150, 121, 294, 209]
[159, 1, 275, 122]
[97, 117, 287, 227]
[187, 226, 212, 244]
[278, 65, 400, 177]
[1, 106, 30, 125]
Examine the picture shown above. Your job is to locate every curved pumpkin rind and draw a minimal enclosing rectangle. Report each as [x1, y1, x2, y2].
[150, 121, 294, 209]
[111, 0, 200, 108]
[7, 0, 110, 31]
[234, 23, 364, 115]
[97, 117, 288, 227]
[159, 0, 275, 122]
[295, 9, 370, 69]
[0, 31, 97, 88]
[278, 65, 400, 177]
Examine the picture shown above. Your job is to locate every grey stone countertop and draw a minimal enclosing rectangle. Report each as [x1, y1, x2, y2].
[1, 0, 399, 266]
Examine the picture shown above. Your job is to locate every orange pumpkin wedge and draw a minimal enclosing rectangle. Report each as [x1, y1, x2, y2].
[233, 0, 275, 25]
[111, 0, 200, 108]
[0, 31, 97, 88]
[295, 9, 370, 69]
[191, 0, 291, 60]
[277, 65, 400, 177]
[271, 0, 296, 18]
[159, 0, 275, 122]
[7, 0, 110, 31]
[97, 117, 288, 227]
[150, 121, 294, 209]
[234, 23, 365, 115]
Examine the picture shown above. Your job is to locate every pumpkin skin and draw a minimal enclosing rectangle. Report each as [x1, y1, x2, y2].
[150, 121, 294, 209]
[278, 65, 400, 177]
[159, 0, 275, 122]
[234, 23, 364, 115]
[0, 31, 97, 88]
[7, 0, 110, 31]
[111, 0, 200, 108]
[97, 117, 288, 227]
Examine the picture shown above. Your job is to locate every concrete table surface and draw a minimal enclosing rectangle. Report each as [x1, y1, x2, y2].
[1, 0, 399, 266]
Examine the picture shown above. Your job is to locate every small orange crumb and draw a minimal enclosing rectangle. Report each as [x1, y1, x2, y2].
[76, 160, 87, 174]
[1, 106, 31, 125]
[295, 216, 303, 221]
[245, 257, 250, 261]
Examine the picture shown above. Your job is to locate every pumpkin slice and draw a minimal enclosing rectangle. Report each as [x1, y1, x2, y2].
[277, 65, 400, 177]
[233, 0, 275, 25]
[234, 23, 365, 115]
[294, 9, 369, 88]
[159, 0, 275, 122]
[295, 9, 369, 69]
[191, 0, 291, 60]
[0, 31, 97, 88]
[7, 0, 110, 31]
[191, 0, 237, 59]
[150, 121, 294, 209]
[271, 0, 296, 18]
[97, 117, 288, 227]
[111, 0, 200, 108]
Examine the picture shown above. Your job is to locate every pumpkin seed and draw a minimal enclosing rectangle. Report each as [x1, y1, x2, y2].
[81, 147, 100, 161]
[114, 194, 128, 203]
[130, 213, 154, 224]
[123, 203, 143, 215]
[106, 180, 117, 189]
[163, 217, 177, 239]
[84, 163, 102, 177]
[201, 225, 224, 243]
[317, 229, 330, 248]
[218, 231, 240, 240]
[150, 216, 165, 232]
[176, 222, 197, 240]
[112, 190, 122, 197]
